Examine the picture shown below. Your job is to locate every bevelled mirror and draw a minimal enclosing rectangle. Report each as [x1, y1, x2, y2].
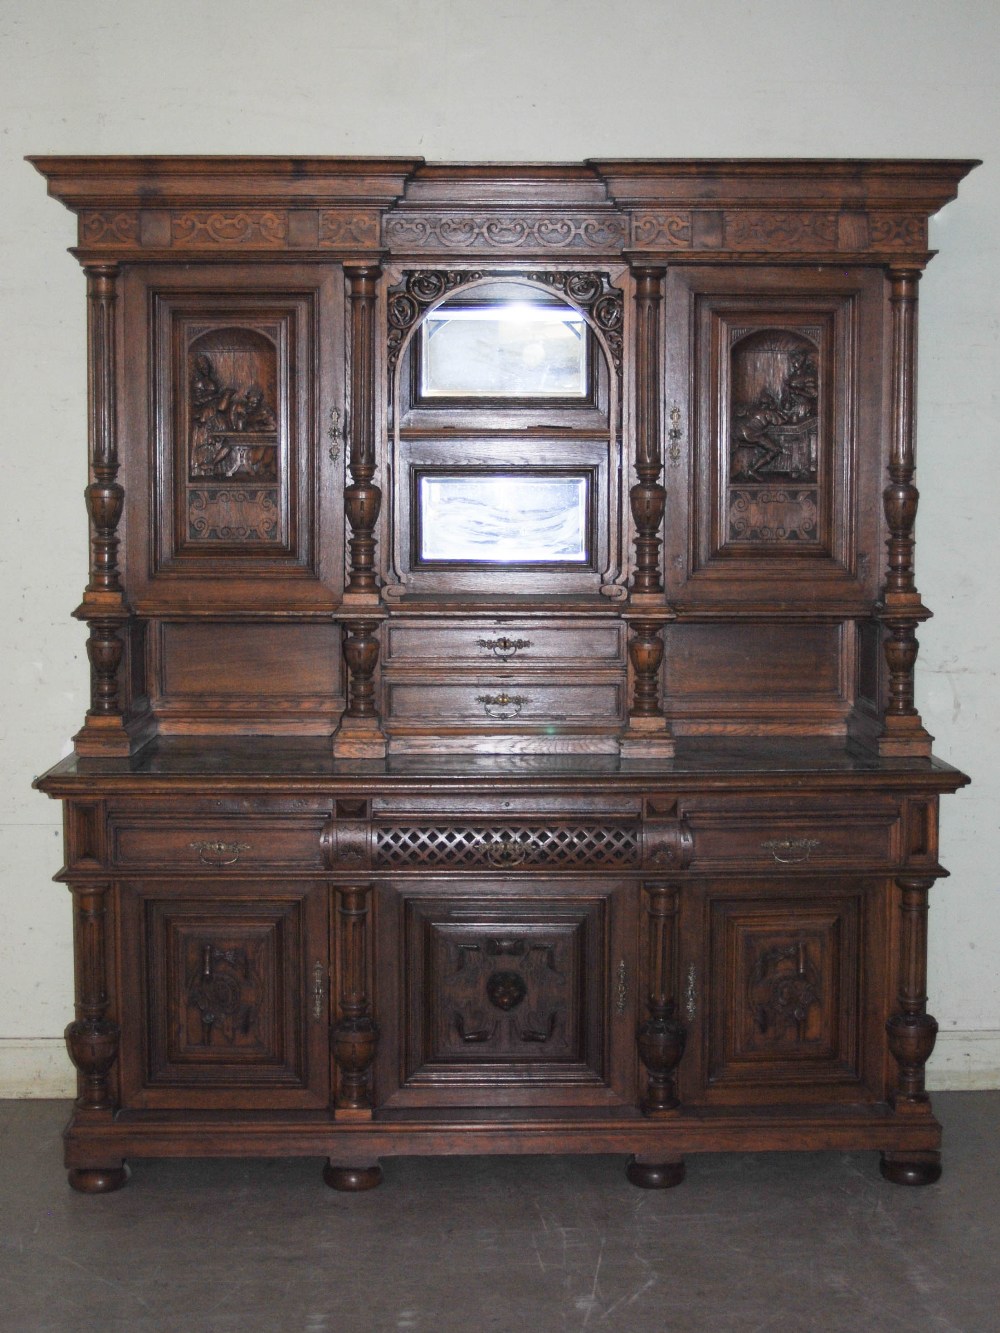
[385, 273, 625, 599]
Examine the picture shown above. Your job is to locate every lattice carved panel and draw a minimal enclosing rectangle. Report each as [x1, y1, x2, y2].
[374, 823, 641, 869]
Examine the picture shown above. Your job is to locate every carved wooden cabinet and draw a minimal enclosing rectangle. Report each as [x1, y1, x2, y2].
[32, 156, 975, 1192]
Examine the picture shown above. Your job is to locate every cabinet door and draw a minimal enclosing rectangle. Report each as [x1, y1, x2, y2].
[118, 879, 330, 1110]
[663, 264, 884, 612]
[373, 878, 638, 1110]
[679, 877, 887, 1106]
[121, 263, 345, 613]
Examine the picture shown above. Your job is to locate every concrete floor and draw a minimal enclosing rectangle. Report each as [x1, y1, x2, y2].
[1, 1095, 997, 1332]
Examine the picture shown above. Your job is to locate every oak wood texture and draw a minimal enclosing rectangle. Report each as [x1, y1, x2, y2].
[30, 156, 976, 1192]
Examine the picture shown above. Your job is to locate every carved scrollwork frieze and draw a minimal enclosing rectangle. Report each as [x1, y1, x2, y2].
[171, 210, 289, 247]
[631, 211, 693, 249]
[80, 211, 140, 247]
[384, 211, 627, 253]
[317, 209, 381, 248]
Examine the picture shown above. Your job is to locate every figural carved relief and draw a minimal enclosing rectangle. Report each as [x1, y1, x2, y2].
[728, 329, 821, 544]
[184, 329, 280, 543]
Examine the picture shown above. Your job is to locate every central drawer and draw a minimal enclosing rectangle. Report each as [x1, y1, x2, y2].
[384, 618, 625, 668]
[385, 678, 625, 727]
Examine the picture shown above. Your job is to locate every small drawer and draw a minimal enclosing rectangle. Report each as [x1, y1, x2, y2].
[111, 817, 328, 870]
[386, 678, 625, 727]
[384, 619, 624, 668]
[685, 806, 900, 870]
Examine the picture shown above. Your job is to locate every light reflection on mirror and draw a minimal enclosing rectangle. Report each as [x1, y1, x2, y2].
[420, 303, 588, 398]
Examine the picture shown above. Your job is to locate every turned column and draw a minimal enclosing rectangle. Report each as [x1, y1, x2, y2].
[64, 881, 127, 1192]
[73, 264, 131, 757]
[622, 266, 674, 757]
[331, 885, 378, 1116]
[881, 874, 941, 1186]
[636, 883, 687, 1114]
[325, 882, 382, 1191]
[335, 265, 387, 758]
[877, 268, 932, 757]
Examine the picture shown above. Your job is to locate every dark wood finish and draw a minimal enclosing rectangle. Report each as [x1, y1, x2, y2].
[30, 156, 976, 1193]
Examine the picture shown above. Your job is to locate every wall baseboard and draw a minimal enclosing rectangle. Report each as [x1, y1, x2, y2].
[926, 1029, 1000, 1091]
[1, 1032, 997, 1099]
[0, 1040, 75, 1098]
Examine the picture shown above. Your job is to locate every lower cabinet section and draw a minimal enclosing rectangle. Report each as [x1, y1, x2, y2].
[47, 777, 957, 1195]
[118, 880, 330, 1110]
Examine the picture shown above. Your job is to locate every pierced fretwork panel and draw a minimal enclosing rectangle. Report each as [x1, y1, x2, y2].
[375, 823, 640, 869]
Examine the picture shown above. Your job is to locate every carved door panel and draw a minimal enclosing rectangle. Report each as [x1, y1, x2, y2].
[373, 879, 638, 1110]
[662, 266, 884, 612]
[118, 880, 330, 1110]
[120, 263, 345, 613]
[678, 878, 887, 1106]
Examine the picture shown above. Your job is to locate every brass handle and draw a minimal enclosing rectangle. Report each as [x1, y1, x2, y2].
[616, 959, 628, 1016]
[761, 837, 822, 864]
[477, 636, 532, 661]
[684, 964, 697, 1022]
[313, 961, 326, 1021]
[667, 403, 684, 466]
[479, 833, 528, 867]
[327, 406, 342, 461]
[477, 692, 528, 719]
[190, 840, 251, 866]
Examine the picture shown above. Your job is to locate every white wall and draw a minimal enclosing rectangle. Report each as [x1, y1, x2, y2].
[1, 0, 997, 1094]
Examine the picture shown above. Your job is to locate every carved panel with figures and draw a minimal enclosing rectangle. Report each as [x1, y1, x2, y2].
[118, 263, 346, 612]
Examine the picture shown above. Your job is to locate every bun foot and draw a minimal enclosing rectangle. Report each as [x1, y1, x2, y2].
[323, 1159, 383, 1191]
[68, 1165, 129, 1193]
[626, 1154, 686, 1189]
[879, 1150, 942, 1186]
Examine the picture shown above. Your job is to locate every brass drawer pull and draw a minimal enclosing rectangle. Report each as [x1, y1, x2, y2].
[477, 692, 529, 719]
[190, 840, 251, 866]
[761, 837, 822, 864]
[477, 636, 532, 660]
[479, 833, 528, 867]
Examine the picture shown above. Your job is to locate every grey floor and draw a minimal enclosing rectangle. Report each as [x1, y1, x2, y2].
[1, 1095, 997, 1333]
